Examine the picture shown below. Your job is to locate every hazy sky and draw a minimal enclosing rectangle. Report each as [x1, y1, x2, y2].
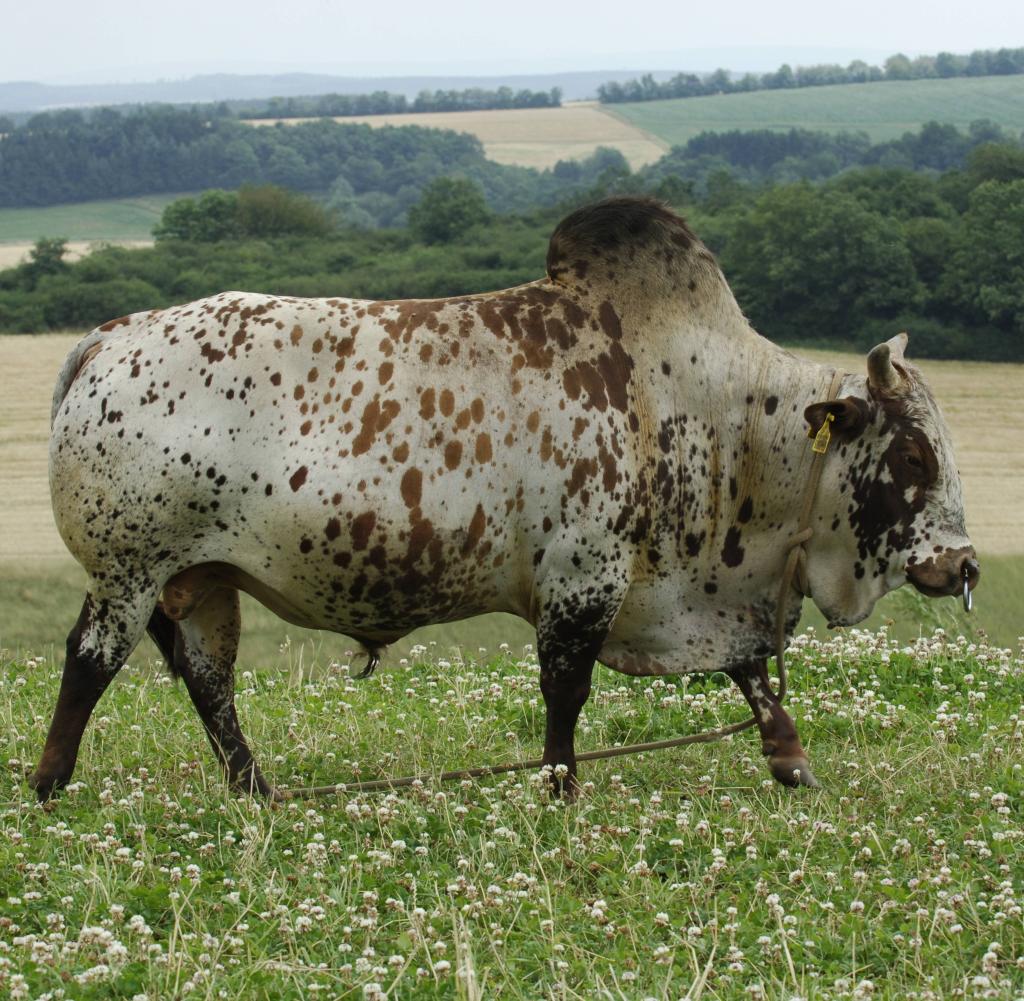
[4, 0, 1023, 83]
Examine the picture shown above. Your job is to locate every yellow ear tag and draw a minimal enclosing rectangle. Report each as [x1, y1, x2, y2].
[811, 412, 834, 454]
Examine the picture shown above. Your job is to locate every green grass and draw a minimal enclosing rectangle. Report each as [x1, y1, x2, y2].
[1, 556, 1017, 671]
[0, 193, 190, 244]
[0, 631, 1021, 998]
[608, 75, 1024, 148]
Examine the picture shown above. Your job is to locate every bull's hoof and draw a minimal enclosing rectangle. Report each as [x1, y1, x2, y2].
[27, 770, 67, 803]
[542, 764, 581, 802]
[227, 772, 276, 800]
[769, 754, 820, 789]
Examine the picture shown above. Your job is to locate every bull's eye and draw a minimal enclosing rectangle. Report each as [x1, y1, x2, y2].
[903, 452, 923, 470]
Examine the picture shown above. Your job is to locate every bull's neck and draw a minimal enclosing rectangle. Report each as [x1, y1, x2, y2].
[652, 325, 846, 577]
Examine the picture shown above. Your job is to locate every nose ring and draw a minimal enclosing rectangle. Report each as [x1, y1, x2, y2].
[962, 568, 972, 613]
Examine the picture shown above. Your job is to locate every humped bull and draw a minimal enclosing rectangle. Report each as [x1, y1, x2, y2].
[31, 196, 979, 800]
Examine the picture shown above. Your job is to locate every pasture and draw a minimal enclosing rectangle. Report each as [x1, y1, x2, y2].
[607, 75, 1024, 149]
[0, 194, 181, 244]
[0, 630, 1021, 997]
[0, 193, 180, 268]
[248, 101, 668, 170]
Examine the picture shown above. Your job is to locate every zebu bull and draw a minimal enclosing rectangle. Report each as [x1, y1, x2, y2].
[31, 197, 978, 800]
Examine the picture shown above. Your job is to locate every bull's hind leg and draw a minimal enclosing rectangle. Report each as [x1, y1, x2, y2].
[30, 585, 156, 800]
[152, 588, 271, 797]
[729, 658, 818, 788]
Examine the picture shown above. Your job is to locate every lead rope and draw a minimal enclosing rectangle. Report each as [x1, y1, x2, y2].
[276, 371, 845, 800]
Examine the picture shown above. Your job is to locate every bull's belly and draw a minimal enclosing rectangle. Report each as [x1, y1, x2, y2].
[597, 634, 745, 677]
[598, 588, 790, 676]
[159, 558, 512, 644]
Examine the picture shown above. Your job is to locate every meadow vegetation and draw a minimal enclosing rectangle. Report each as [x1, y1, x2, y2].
[0, 630, 1021, 998]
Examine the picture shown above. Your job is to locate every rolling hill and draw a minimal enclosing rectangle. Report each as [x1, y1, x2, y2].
[606, 74, 1024, 147]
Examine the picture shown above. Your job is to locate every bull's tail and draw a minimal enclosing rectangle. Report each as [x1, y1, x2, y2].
[50, 329, 109, 426]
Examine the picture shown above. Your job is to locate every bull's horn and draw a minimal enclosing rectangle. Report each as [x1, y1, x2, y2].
[867, 332, 908, 393]
[887, 331, 908, 359]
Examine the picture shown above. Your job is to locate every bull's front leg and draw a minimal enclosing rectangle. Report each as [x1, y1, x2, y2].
[536, 591, 624, 799]
[538, 657, 595, 799]
[728, 658, 819, 788]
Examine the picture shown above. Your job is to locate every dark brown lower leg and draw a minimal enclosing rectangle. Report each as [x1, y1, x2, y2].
[729, 658, 818, 788]
[30, 589, 152, 800]
[539, 661, 595, 798]
[164, 594, 271, 797]
[536, 595, 617, 800]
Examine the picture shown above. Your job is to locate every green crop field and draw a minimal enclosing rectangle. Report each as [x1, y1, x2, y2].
[0, 193, 187, 267]
[607, 75, 1024, 148]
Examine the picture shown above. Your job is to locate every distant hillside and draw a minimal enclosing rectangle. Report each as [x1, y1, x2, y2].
[0, 70, 679, 114]
[598, 47, 1024, 103]
[608, 75, 1024, 147]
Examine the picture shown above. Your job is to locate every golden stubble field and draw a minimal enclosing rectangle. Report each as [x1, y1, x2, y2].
[0, 239, 152, 270]
[249, 101, 668, 170]
[2, 334, 1021, 573]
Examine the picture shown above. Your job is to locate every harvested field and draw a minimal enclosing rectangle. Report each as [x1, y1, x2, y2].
[248, 101, 667, 169]
[0, 239, 152, 270]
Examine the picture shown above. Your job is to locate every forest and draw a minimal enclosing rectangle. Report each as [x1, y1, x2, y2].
[597, 46, 1024, 102]
[2, 133, 1022, 361]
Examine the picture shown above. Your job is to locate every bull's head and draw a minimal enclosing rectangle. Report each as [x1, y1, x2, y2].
[802, 333, 979, 627]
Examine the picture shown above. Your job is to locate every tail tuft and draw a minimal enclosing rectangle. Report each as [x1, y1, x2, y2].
[353, 643, 383, 679]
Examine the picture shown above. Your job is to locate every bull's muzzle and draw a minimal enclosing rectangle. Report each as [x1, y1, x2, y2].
[906, 546, 980, 599]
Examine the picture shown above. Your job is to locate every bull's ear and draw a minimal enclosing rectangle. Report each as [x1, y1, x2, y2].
[804, 397, 869, 440]
[867, 332, 909, 394]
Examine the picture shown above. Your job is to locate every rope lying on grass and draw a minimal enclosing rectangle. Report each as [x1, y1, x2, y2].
[274, 714, 760, 798]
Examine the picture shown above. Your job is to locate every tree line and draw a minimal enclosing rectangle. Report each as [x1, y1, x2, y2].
[2, 142, 1022, 361]
[638, 120, 1019, 189]
[233, 86, 562, 119]
[597, 47, 1024, 103]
